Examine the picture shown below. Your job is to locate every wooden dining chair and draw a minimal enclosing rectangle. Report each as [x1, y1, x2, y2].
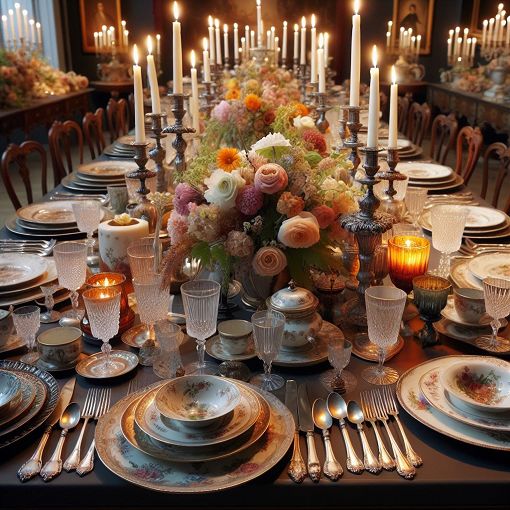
[406, 102, 431, 147]
[429, 113, 459, 165]
[48, 119, 84, 186]
[480, 142, 510, 214]
[454, 126, 484, 184]
[82, 107, 106, 159]
[1, 141, 47, 210]
[106, 98, 129, 144]
[397, 96, 410, 134]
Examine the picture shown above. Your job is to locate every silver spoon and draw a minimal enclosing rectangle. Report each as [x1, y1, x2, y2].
[346, 400, 382, 474]
[312, 398, 343, 481]
[40, 402, 81, 482]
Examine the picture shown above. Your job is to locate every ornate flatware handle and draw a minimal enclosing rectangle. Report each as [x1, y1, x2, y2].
[358, 426, 382, 474]
[305, 431, 321, 482]
[76, 439, 95, 476]
[17, 425, 52, 482]
[382, 421, 416, 480]
[339, 423, 364, 474]
[40, 430, 68, 482]
[322, 429, 343, 481]
[395, 415, 423, 467]
[370, 420, 396, 471]
[64, 417, 90, 472]
[288, 430, 307, 483]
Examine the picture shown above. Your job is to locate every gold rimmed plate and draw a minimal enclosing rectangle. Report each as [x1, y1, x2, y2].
[0, 254, 48, 289]
[75, 350, 138, 379]
[78, 161, 137, 179]
[0, 371, 36, 428]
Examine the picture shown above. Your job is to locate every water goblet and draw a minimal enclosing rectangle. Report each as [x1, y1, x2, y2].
[250, 310, 286, 392]
[53, 242, 88, 327]
[82, 287, 121, 376]
[133, 272, 171, 366]
[475, 277, 510, 353]
[152, 320, 184, 379]
[362, 286, 407, 385]
[72, 200, 102, 267]
[404, 187, 428, 228]
[12, 305, 40, 365]
[431, 205, 468, 278]
[181, 280, 221, 375]
[320, 339, 356, 394]
[127, 238, 155, 279]
[39, 284, 61, 323]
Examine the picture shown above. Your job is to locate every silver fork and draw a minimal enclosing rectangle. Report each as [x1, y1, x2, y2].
[360, 392, 395, 471]
[382, 387, 423, 467]
[371, 390, 415, 479]
[76, 388, 111, 476]
[63, 389, 98, 472]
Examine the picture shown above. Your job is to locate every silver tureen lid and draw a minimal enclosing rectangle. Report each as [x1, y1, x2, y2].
[269, 280, 319, 314]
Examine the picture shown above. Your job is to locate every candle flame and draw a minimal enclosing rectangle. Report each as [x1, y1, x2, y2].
[294, 23, 298, 31]
[94, 31, 97, 37]
[391, 65, 397, 84]
[405, 239, 412, 247]
[124, 30, 129, 36]
[245, 24, 249, 30]
[208, 15, 213, 27]
[457, 36, 462, 43]
[301, 16, 306, 28]
[447, 38, 451, 44]
[388, 20, 393, 27]
[234, 22, 238, 29]
[472, 36, 477, 43]
[464, 27, 469, 33]
[411, 35, 416, 42]
[455, 26, 460, 32]
[191, 49, 196, 68]
[14, 3, 20, 9]
[29, 18, 34, 25]
[318, 32, 324, 48]
[133, 43, 139, 65]
[102, 24, 107, 31]
[449, 29, 454, 36]
[173, 1, 179, 20]
[483, 19, 488, 26]
[490, 18, 495, 24]
[271, 26, 275, 32]
[109, 25, 114, 31]
[147, 35, 153, 54]
[496, 14, 501, 20]
[400, 26, 404, 32]
[22, 9, 27, 16]
[311, 14, 316, 28]
[372, 44, 378, 67]
[203, 37, 208, 51]
[121, 20, 126, 26]
[283, 20, 287, 27]
[214, 18, 219, 28]
[2, 15, 7, 21]
[354, 0, 360, 15]
[224, 23, 228, 32]
[256, 0, 261, 5]
[156, 33, 160, 40]
[417, 34, 422, 41]
[36, 21, 40, 28]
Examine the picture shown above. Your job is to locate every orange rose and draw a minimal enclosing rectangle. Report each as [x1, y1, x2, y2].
[244, 93, 262, 112]
[277, 212, 320, 248]
[225, 88, 241, 100]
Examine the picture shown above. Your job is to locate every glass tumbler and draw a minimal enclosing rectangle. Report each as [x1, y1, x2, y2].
[12, 305, 40, 365]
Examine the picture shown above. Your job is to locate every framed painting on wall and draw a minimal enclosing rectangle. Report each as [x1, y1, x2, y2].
[79, 0, 122, 53]
[469, 0, 498, 36]
[391, 0, 435, 54]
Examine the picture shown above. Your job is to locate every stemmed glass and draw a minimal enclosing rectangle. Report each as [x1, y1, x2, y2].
[12, 306, 40, 365]
[404, 187, 428, 228]
[181, 280, 221, 375]
[133, 273, 171, 366]
[320, 339, 356, 394]
[72, 200, 102, 266]
[39, 284, 61, 323]
[250, 309, 286, 391]
[362, 286, 407, 385]
[53, 242, 88, 327]
[127, 238, 155, 279]
[82, 287, 121, 376]
[475, 277, 510, 353]
[431, 205, 468, 278]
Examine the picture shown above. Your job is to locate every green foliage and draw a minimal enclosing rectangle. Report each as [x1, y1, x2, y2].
[304, 151, 322, 168]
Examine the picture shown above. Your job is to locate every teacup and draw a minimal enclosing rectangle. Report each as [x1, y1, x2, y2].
[218, 320, 252, 355]
[453, 287, 486, 324]
[0, 309, 13, 347]
[37, 327, 82, 368]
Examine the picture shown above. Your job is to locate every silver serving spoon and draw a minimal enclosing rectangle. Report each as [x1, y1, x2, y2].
[327, 392, 364, 474]
[346, 401, 382, 474]
[312, 398, 343, 481]
[40, 403, 81, 482]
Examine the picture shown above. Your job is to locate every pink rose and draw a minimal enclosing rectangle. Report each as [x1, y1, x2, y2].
[254, 163, 288, 194]
[277, 212, 320, 248]
[311, 205, 336, 228]
[252, 246, 287, 276]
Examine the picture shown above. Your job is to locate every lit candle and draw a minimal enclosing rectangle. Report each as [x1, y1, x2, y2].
[500, 19, 506, 43]
[110, 26, 115, 44]
[411, 35, 416, 53]
[324, 32, 329, 67]
[310, 14, 317, 83]
[250, 30, 255, 49]
[300, 16, 306, 65]
[215, 18, 222, 65]
[94, 31, 98, 54]
[399, 26, 404, 48]
[224, 24, 229, 60]
[317, 33, 325, 93]
[121, 20, 126, 45]
[499, 2, 504, 13]
[488, 18, 495, 48]
[14, 3, 22, 41]
[471, 37, 477, 59]
[456, 37, 462, 60]
[274, 35, 279, 63]
[465, 37, 471, 59]
[125, 30, 129, 48]
[36, 21, 41, 48]
[388, 65, 398, 148]
[282, 21, 287, 61]
[8, 10, 15, 46]
[233, 23, 239, 61]
[102, 24, 107, 50]
[28, 18, 34, 45]
[270, 25, 275, 50]
[266, 29, 271, 49]
[416, 34, 421, 59]
[98, 31, 103, 50]
[2, 15, 8, 47]
[241, 36, 246, 61]
[388, 20, 393, 43]
[293, 23, 299, 60]
[256, 0, 262, 46]
[462, 27, 468, 53]
[190, 50, 200, 134]
[208, 16, 215, 65]
[507, 17, 510, 46]
[203, 38, 211, 81]
[367, 45, 379, 148]
[482, 19, 488, 48]
[146, 36, 161, 114]
[22, 9, 28, 45]
[132, 44, 145, 143]
[495, 14, 501, 42]
[245, 25, 250, 51]
[350, 0, 361, 107]
[173, 2, 183, 94]
[447, 38, 452, 63]
[386, 31, 391, 48]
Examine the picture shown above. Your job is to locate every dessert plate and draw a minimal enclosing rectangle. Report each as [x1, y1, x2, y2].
[0, 254, 48, 289]
[468, 253, 510, 281]
[398, 162, 453, 181]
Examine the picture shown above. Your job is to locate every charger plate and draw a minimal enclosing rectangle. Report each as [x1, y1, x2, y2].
[95, 381, 293, 493]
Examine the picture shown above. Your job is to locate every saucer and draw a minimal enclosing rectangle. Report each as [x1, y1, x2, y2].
[75, 350, 139, 379]
[205, 335, 256, 362]
[441, 297, 507, 329]
[0, 335, 25, 355]
[36, 353, 89, 373]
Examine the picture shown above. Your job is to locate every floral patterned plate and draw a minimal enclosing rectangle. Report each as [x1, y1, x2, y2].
[135, 383, 263, 447]
[420, 368, 510, 432]
[396, 355, 510, 451]
[95, 382, 294, 493]
[450, 258, 484, 291]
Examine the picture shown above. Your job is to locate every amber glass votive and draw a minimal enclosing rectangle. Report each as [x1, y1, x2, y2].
[387, 235, 430, 294]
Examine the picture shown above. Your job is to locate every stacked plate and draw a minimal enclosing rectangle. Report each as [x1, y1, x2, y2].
[397, 355, 510, 451]
[0, 360, 59, 449]
[103, 135, 155, 159]
[380, 139, 424, 160]
[95, 374, 293, 493]
[398, 162, 463, 192]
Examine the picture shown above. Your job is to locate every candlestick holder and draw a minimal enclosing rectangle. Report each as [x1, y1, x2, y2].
[340, 105, 366, 180]
[299, 64, 308, 103]
[293, 57, 299, 74]
[234, 56, 240, 68]
[162, 93, 196, 182]
[281, 57, 287, 69]
[224, 57, 230, 71]
[127, 142, 157, 232]
[146, 112, 168, 192]
[315, 91, 331, 134]
[307, 82, 319, 110]
[199, 81, 215, 119]
[339, 146, 395, 327]
[377, 146, 408, 221]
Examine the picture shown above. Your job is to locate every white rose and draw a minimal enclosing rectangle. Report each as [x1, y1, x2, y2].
[293, 115, 315, 130]
[204, 169, 245, 210]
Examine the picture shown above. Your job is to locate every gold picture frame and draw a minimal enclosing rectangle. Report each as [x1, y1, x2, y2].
[79, 0, 122, 53]
[391, 0, 435, 55]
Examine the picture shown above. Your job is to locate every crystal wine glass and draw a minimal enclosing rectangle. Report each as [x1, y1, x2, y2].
[82, 287, 121, 376]
[320, 339, 356, 394]
[72, 200, 102, 266]
[39, 284, 61, 323]
[12, 305, 40, 365]
[404, 187, 428, 228]
[181, 280, 221, 375]
[475, 277, 510, 353]
[250, 309, 286, 391]
[133, 273, 171, 366]
[152, 320, 184, 379]
[127, 238, 155, 279]
[53, 242, 88, 327]
[362, 286, 407, 385]
[431, 205, 468, 278]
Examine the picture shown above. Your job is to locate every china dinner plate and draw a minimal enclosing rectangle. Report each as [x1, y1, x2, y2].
[408, 173, 464, 192]
[95, 382, 294, 493]
[468, 253, 510, 281]
[420, 210, 510, 235]
[0, 259, 58, 297]
[0, 285, 69, 308]
[78, 161, 137, 178]
[75, 351, 139, 379]
[419, 368, 510, 432]
[0, 335, 25, 355]
[16, 219, 80, 233]
[74, 175, 125, 186]
[0, 372, 36, 428]
[0, 254, 48, 288]
[396, 355, 510, 451]
[398, 162, 453, 181]
[450, 258, 484, 290]
[5, 214, 86, 240]
[61, 175, 108, 193]
[17, 201, 76, 226]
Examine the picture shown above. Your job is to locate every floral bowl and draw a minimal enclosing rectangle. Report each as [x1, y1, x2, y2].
[441, 358, 510, 414]
[154, 375, 241, 429]
[0, 370, 21, 416]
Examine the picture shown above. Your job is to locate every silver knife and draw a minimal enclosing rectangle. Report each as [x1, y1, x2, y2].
[285, 380, 307, 483]
[297, 383, 321, 482]
[17, 378, 76, 482]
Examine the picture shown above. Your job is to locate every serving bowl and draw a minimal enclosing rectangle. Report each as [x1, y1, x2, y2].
[154, 375, 241, 429]
[441, 358, 510, 414]
[0, 370, 21, 415]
